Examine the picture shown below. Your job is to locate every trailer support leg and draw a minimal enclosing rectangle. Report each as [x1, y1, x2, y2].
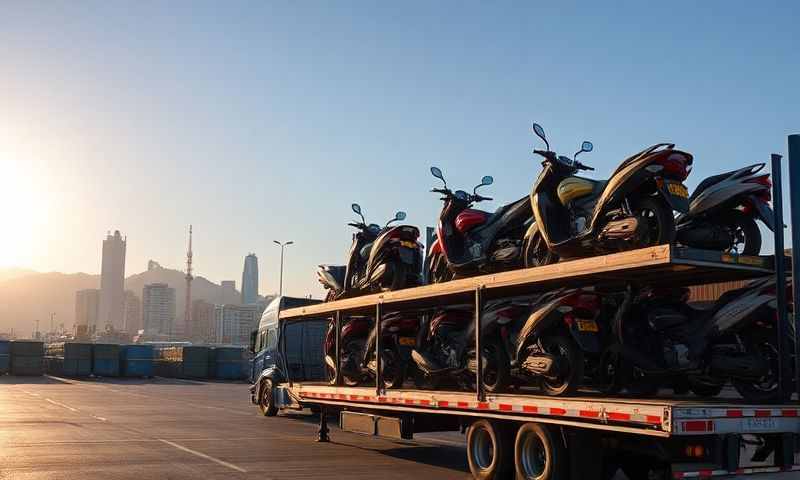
[317, 407, 330, 443]
[475, 286, 485, 403]
[787, 133, 800, 400]
[771, 153, 791, 398]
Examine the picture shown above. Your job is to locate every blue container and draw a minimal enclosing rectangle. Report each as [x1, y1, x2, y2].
[122, 345, 153, 378]
[92, 344, 121, 377]
[62, 343, 92, 377]
[213, 347, 246, 380]
[0, 340, 9, 374]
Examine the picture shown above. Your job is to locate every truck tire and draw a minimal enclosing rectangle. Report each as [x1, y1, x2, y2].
[258, 379, 278, 417]
[466, 419, 514, 480]
[514, 422, 566, 480]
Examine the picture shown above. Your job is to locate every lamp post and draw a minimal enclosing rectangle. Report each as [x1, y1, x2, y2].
[273, 240, 294, 296]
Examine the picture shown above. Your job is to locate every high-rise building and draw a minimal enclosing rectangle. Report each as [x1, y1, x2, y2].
[241, 253, 259, 305]
[123, 290, 142, 333]
[142, 283, 176, 336]
[75, 289, 100, 333]
[214, 303, 265, 345]
[98, 230, 127, 331]
[221, 280, 236, 290]
[190, 299, 216, 343]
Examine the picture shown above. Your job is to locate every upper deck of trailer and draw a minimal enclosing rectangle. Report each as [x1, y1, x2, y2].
[281, 245, 773, 319]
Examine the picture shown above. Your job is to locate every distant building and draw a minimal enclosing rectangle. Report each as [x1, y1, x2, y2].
[190, 299, 216, 343]
[241, 254, 259, 305]
[214, 303, 265, 345]
[123, 290, 142, 333]
[98, 230, 127, 331]
[221, 280, 236, 290]
[75, 289, 100, 333]
[142, 283, 176, 335]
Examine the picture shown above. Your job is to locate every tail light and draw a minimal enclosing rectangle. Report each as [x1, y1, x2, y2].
[387, 226, 420, 240]
[655, 153, 692, 181]
[563, 293, 600, 314]
[747, 175, 772, 202]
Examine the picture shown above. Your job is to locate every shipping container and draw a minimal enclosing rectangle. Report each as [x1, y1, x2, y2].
[10, 341, 44, 376]
[213, 347, 246, 379]
[182, 346, 211, 378]
[0, 340, 9, 374]
[92, 343, 121, 377]
[121, 345, 153, 377]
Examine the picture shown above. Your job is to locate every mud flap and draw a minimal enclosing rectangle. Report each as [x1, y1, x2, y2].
[658, 180, 690, 213]
[751, 196, 776, 231]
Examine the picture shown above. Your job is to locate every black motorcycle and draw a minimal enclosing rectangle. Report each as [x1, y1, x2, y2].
[677, 163, 774, 255]
[317, 203, 423, 300]
[427, 168, 532, 283]
[524, 122, 693, 266]
[603, 278, 789, 402]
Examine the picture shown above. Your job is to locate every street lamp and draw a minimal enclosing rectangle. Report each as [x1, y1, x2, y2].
[273, 240, 294, 296]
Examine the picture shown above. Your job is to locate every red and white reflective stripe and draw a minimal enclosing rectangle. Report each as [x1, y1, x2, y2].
[673, 465, 800, 478]
[300, 391, 663, 426]
[675, 408, 799, 419]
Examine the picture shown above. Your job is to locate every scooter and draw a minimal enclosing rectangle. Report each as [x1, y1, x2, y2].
[427, 168, 532, 283]
[523, 122, 693, 267]
[604, 277, 790, 403]
[676, 163, 774, 255]
[317, 203, 423, 301]
[410, 303, 512, 391]
[494, 290, 610, 396]
[324, 312, 422, 388]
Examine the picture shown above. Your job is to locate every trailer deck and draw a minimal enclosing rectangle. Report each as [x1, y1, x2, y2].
[281, 245, 773, 318]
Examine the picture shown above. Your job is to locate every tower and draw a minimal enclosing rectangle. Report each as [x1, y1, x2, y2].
[98, 230, 127, 331]
[184, 225, 193, 338]
[241, 253, 259, 305]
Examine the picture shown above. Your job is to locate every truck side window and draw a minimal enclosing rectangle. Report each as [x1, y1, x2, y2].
[266, 329, 278, 350]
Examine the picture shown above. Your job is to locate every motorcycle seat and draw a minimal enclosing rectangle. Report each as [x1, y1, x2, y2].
[474, 196, 532, 232]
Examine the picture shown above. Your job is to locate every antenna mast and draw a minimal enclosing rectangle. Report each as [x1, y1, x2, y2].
[184, 225, 193, 339]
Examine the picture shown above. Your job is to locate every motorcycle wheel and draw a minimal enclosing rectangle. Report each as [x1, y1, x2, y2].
[482, 338, 511, 393]
[380, 347, 405, 389]
[721, 210, 762, 256]
[632, 197, 676, 247]
[688, 379, 724, 398]
[733, 340, 790, 403]
[341, 339, 365, 387]
[524, 229, 558, 268]
[388, 263, 409, 291]
[540, 336, 584, 396]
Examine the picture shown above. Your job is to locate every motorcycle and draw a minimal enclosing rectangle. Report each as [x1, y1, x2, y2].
[324, 312, 421, 388]
[603, 277, 790, 402]
[317, 203, 423, 301]
[427, 168, 532, 283]
[410, 304, 509, 391]
[676, 163, 774, 255]
[489, 290, 610, 396]
[524, 122, 693, 267]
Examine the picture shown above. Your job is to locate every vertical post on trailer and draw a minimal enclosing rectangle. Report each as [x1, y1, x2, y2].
[787, 134, 800, 401]
[335, 311, 342, 387]
[317, 407, 330, 442]
[375, 301, 383, 397]
[771, 154, 790, 398]
[475, 286, 485, 402]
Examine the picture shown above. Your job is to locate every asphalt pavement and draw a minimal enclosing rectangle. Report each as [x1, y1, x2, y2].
[0, 376, 794, 479]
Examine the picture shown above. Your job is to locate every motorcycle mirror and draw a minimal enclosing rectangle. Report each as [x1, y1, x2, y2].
[532, 122, 550, 150]
[573, 141, 593, 161]
[430, 166, 447, 188]
[351, 203, 365, 224]
[395, 211, 407, 221]
[481, 175, 494, 186]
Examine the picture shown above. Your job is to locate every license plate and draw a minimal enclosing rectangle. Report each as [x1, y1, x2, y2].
[398, 337, 416, 346]
[667, 182, 689, 198]
[743, 417, 777, 432]
[576, 319, 599, 332]
[400, 241, 417, 249]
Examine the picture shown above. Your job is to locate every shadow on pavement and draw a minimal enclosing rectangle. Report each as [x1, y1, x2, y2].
[0, 375, 74, 385]
[378, 445, 468, 473]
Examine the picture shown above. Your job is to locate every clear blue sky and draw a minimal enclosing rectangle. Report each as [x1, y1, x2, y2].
[1, 1, 797, 297]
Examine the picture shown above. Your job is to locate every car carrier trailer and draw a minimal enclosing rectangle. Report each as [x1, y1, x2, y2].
[250, 144, 800, 479]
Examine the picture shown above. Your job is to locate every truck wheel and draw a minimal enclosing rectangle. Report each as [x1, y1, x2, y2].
[466, 419, 514, 480]
[514, 423, 566, 480]
[258, 379, 278, 417]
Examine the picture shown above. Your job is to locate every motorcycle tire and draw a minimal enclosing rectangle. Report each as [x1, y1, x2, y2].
[523, 228, 558, 268]
[721, 210, 762, 256]
[482, 338, 511, 394]
[341, 339, 365, 387]
[632, 196, 676, 247]
[380, 347, 405, 389]
[732, 338, 790, 403]
[540, 336, 584, 396]
[688, 379, 724, 398]
[388, 263, 409, 291]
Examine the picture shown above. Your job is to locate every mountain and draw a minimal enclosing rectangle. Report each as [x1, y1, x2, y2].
[0, 267, 38, 282]
[0, 264, 254, 337]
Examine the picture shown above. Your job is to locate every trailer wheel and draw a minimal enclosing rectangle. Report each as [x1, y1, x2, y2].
[466, 419, 513, 480]
[258, 379, 278, 417]
[514, 423, 566, 480]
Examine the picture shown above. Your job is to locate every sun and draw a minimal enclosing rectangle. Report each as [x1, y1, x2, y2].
[0, 151, 46, 268]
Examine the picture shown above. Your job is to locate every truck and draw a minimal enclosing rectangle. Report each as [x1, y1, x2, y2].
[250, 243, 799, 479]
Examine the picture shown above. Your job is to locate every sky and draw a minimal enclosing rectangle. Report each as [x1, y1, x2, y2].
[0, 1, 798, 298]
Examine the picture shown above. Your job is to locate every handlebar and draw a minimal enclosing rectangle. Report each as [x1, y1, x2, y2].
[576, 162, 595, 171]
[347, 222, 362, 228]
[431, 188, 450, 194]
[473, 195, 493, 202]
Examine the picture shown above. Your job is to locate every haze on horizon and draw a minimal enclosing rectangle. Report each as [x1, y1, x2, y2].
[1, 2, 798, 297]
